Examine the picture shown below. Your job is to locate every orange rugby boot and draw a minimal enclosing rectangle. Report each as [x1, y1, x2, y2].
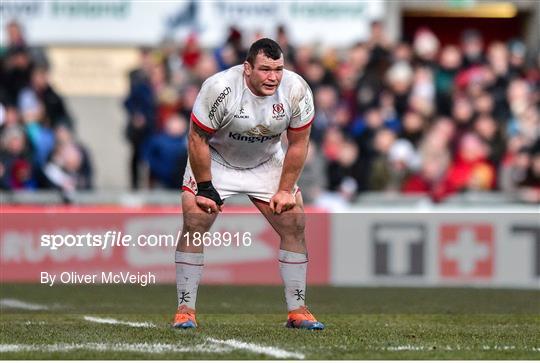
[172, 305, 197, 329]
[285, 306, 325, 330]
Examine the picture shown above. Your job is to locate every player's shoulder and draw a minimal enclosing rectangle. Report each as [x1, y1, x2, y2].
[282, 69, 312, 100]
[283, 69, 309, 88]
[200, 65, 243, 97]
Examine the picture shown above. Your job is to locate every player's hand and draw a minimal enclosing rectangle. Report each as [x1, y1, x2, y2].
[196, 181, 223, 214]
[196, 195, 222, 214]
[269, 190, 296, 215]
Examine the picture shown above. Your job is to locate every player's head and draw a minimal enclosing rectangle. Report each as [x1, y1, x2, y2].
[244, 38, 284, 96]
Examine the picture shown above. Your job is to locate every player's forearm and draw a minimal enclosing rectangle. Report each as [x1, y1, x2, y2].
[278, 141, 308, 192]
[188, 128, 212, 182]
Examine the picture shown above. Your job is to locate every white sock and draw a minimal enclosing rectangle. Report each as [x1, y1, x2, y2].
[175, 251, 204, 310]
[278, 249, 308, 311]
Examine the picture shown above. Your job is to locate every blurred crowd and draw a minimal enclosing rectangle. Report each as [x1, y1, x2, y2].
[1, 20, 538, 204]
[0, 21, 93, 198]
[123, 23, 540, 203]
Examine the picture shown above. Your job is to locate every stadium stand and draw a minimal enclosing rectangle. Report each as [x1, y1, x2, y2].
[1, 21, 539, 204]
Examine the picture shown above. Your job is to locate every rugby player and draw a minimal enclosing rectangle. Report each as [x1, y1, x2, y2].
[173, 38, 324, 330]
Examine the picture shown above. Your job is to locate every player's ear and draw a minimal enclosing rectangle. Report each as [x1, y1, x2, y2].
[243, 61, 252, 76]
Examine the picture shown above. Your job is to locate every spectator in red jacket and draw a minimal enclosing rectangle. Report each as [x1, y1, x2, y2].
[445, 132, 496, 193]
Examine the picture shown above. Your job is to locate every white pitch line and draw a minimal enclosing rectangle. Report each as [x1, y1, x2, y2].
[0, 299, 49, 311]
[206, 337, 305, 359]
[0, 343, 231, 354]
[83, 316, 155, 328]
[81, 315, 305, 359]
[385, 345, 426, 351]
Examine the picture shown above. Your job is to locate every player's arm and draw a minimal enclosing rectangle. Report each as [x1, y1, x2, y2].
[188, 121, 212, 183]
[270, 126, 311, 214]
[187, 121, 222, 213]
[270, 78, 315, 214]
[188, 78, 230, 212]
[279, 127, 310, 193]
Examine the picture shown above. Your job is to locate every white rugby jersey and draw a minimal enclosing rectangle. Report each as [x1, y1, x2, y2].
[191, 65, 315, 169]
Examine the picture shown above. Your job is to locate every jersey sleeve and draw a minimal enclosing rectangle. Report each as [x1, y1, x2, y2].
[288, 77, 315, 131]
[191, 77, 232, 133]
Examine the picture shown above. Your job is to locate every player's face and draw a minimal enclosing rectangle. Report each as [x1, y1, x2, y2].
[244, 53, 284, 96]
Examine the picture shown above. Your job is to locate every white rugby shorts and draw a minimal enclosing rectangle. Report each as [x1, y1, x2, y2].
[182, 150, 298, 203]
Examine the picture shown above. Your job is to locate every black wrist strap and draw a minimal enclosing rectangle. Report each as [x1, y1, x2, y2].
[196, 181, 223, 205]
[197, 181, 213, 190]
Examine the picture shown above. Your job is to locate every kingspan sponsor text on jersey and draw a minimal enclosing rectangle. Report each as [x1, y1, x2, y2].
[228, 132, 280, 143]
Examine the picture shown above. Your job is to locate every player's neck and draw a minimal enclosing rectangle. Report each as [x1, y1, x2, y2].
[243, 73, 266, 98]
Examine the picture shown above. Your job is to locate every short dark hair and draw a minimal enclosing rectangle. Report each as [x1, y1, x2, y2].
[246, 38, 283, 65]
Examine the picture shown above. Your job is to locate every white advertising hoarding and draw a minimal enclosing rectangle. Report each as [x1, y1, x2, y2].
[331, 212, 540, 289]
[0, 1, 384, 47]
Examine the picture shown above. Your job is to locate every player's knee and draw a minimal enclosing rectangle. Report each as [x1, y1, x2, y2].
[181, 194, 214, 231]
[277, 214, 305, 239]
[182, 215, 213, 234]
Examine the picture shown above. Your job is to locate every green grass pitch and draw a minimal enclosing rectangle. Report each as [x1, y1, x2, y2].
[1, 284, 539, 359]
